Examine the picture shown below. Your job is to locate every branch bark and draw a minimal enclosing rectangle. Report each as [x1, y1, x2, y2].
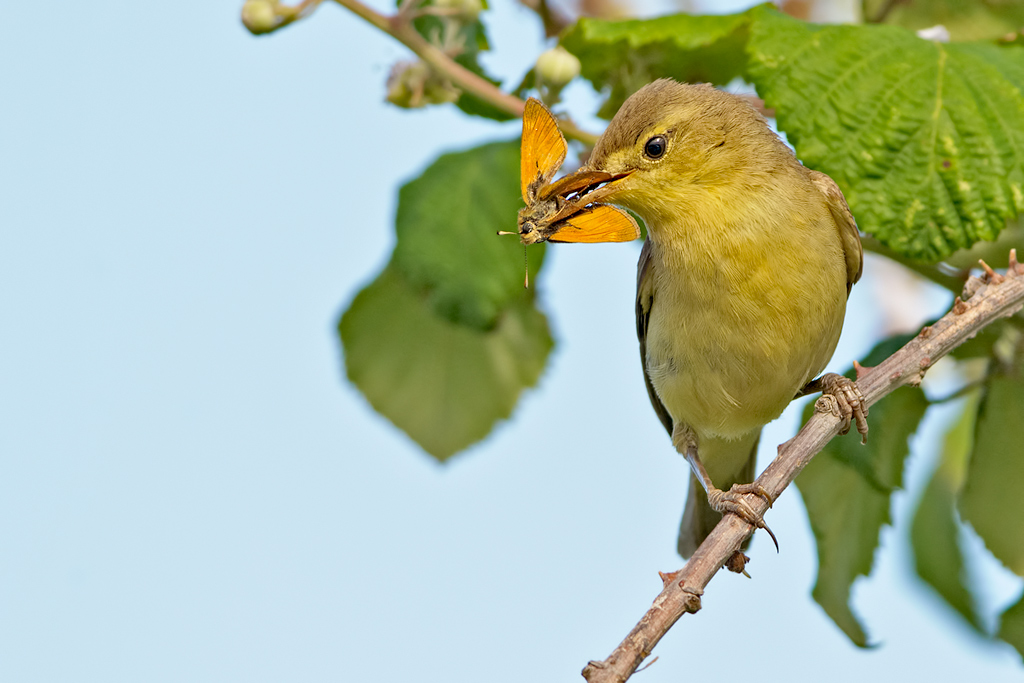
[581, 252, 1024, 683]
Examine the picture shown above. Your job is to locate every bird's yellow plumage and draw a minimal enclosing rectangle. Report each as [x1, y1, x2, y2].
[517, 80, 865, 556]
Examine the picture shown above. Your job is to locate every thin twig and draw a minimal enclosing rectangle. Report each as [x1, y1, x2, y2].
[277, 0, 325, 28]
[581, 251, 1024, 683]
[866, 0, 901, 24]
[330, 0, 599, 145]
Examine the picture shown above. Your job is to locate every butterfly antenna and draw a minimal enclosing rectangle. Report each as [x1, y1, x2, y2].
[523, 247, 530, 289]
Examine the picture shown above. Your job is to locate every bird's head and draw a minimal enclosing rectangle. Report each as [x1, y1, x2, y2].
[557, 79, 786, 230]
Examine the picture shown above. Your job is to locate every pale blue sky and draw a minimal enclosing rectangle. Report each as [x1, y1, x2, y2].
[1, 1, 1021, 681]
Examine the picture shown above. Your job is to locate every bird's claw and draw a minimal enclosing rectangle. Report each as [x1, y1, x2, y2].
[707, 484, 779, 552]
[731, 482, 774, 508]
[814, 373, 869, 443]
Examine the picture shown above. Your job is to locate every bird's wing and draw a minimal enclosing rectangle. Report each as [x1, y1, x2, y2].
[808, 170, 863, 294]
[636, 238, 673, 435]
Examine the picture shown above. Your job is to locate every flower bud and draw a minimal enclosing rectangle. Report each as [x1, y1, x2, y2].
[535, 47, 581, 91]
[242, 0, 278, 35]
[386, 61, 460, 109]
[916, 25, 950, 43]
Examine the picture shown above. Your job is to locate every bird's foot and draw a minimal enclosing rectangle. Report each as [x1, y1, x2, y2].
[707, 484, 778, 552]
[811, 373, 869, 443]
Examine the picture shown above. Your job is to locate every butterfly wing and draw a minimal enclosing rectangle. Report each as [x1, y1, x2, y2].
[547, 204, 640, 243]
[520, 98, 567, 202]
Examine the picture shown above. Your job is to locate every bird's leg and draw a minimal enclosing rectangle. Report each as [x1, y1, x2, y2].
[799, 373, 869, 443]
[671, 423, 778, 551]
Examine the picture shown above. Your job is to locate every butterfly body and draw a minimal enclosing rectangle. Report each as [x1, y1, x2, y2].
[516, 195, 562, 245]
[513, 99, 641, 246]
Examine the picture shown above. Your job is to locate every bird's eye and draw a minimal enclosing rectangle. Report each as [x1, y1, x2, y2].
[643, 135, 667, 160]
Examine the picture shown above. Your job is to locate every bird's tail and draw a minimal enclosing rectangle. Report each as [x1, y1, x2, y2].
[676, 430, 761, 558]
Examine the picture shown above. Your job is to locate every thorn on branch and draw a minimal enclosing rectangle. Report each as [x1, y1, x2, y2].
[980, 259, 1005, 285]
[966, 255, 1020, 300]
[658, 569, 682, 587]
[912, 359, 927, 382]
[635, 656, 659, 673]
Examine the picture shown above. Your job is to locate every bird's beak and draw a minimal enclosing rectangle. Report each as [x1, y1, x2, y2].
[537, 168, 633, 224]
[540, 168, 632, 203]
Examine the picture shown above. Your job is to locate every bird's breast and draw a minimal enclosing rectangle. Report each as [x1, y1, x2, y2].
[643, 210, 848, 440]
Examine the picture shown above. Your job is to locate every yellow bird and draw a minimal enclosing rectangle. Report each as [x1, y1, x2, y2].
[522, 79, 866, 556]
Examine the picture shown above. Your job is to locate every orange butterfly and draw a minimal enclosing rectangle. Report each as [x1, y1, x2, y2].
[508, 98, 640, 246]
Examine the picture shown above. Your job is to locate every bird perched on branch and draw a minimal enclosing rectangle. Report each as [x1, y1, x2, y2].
[517, 79, 866, 556]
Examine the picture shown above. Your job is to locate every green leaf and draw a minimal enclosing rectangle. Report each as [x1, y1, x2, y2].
[560, 10, 752, 118]
[798, 452, 884, 646]
[857, 329, 919, 373]
[959, 370, 1024, 575]
[402, 0, 514, 121]
[943, 220, 1023, 270]
[348, 140, 554, 459]
[454, 89, 516, 122]
[797, 377, 929, 645]
[999, 591, 1024, 658]
[452, 55, 515, 122]
[747, 6, 1024, 262]
[864, 0, 1024, 42]
[911, 395, 984, 631]
[393, 140, 545, 329]
[511, 67, 536, 100]
[339, 264, 553, 461]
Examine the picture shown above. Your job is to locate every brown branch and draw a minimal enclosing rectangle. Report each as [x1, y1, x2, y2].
[581, 251, 1024, 683]
[329, 0, 599, 145]
[279, 0, 325, 26]
[334, 0, 527, 114]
